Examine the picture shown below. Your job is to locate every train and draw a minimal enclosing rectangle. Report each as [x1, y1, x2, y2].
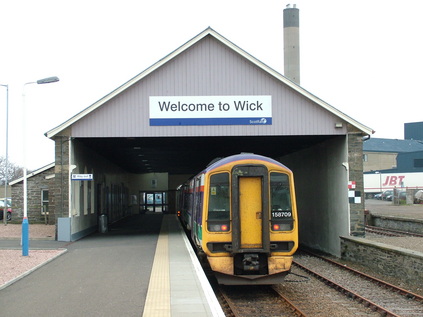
[177, 153, 299, 285]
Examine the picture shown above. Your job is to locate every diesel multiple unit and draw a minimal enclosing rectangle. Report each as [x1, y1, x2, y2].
[177, 153, 299, 285]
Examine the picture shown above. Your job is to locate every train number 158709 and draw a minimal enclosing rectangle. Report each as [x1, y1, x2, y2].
[272, 211, 292, 218]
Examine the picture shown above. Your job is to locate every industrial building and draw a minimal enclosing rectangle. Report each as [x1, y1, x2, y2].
[363, 138, 423, 172]
[363, 122, 423, 198]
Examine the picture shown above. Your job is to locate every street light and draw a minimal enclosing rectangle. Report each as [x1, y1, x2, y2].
[22, 76, 59, 256]
[0, 84, 8, 225]
[36, 76, 59, 85]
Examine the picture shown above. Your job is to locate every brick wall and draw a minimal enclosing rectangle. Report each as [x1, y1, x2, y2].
[363, 152, 397, 172]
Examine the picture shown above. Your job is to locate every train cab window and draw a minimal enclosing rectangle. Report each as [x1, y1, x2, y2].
[207, 173, 230, 232]
[270, 172, 293, 231]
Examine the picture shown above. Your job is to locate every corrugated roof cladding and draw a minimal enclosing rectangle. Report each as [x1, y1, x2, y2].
[71, 36, 347, 138]
[363, 138, 423, 152]
[405, 122, 423, 141]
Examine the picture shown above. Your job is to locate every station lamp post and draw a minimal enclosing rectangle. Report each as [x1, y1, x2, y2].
[0, 84, 8, 226]
[22, 76, 59, 256]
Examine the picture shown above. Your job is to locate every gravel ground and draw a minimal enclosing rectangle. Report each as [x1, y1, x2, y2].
[0, 223, 55, 240]
[0, 224, 64, 290]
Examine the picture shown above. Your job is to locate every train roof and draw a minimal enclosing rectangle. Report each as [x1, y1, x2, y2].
[205, 153, 290, 172]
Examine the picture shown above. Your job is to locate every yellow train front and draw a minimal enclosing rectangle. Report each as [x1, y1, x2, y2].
[179, 153, 299, 285]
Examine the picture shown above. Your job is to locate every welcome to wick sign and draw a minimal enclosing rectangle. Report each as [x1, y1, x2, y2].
[149, 95, 272, 126]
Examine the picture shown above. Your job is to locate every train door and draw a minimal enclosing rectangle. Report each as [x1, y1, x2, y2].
[192, 175, 204, 246]
[232, 165, 270, 253]
[239, 177, 263, 249]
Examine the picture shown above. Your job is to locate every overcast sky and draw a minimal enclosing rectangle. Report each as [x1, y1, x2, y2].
[1, 0, 422, 170]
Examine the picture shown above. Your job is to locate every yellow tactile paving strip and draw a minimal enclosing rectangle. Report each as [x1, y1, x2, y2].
[142, 219, 171, 317]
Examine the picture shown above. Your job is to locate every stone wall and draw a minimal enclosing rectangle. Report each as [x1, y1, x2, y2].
[368, 214, 423, 235]
[52, 133, 71, 221]
[348, 125, 365, 237]
[11, 166, 55, 223]
[340, 236, 423, 287]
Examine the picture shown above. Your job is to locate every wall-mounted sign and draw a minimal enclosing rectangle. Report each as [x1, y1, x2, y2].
[71, 174, 93, 181]
[149, 95, 272, 126]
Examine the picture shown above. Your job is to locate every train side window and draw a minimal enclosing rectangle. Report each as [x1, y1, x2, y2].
[208, 173, 230, 220]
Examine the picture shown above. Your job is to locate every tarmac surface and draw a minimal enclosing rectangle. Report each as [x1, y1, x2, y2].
[0, 213, 163, 317]
[365, 199, 423, 219]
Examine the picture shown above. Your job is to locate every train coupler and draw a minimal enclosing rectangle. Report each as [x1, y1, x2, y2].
[242, 253, 260, 271]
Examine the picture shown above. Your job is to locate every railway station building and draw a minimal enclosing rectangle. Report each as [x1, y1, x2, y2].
[37, 28, 373, 256]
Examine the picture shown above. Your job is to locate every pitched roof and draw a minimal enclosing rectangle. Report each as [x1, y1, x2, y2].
[45, 27, 374, 138]
[9, 163, 55, 185]
[363, 138, 423, 153]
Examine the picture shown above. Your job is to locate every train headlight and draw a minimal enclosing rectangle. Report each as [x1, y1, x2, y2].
[271, 222, 293, 231]
[208, 222, 230, 232]
[210, 225, 220, 231]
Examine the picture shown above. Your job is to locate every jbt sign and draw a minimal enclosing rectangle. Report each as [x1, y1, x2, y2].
[364, 172, 423, 194]
[382, 175, 405, 187]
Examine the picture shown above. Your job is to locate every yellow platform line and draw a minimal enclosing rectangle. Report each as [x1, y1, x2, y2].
[142, 219, 170, 317]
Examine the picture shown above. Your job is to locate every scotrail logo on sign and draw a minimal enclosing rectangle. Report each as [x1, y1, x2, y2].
[149, 96, 272, 126]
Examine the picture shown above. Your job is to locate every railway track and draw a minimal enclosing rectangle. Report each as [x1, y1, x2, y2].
[365, 225, 423, 237]
[216, 268, 383, 316]
[215, 251, 423, 316]
[217, 285, 306, 317]
[294, 251, 423, 316]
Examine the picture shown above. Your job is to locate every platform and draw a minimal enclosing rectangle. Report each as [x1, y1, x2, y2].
[143, 214, 224, 317]
[0, 214, 225, 317]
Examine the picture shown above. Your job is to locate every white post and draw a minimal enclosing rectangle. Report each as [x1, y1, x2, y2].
[21, 76, 59, 256]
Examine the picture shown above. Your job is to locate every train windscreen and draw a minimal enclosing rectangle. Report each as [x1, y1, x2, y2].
[270, 172, 293, 231]
[207, 172, 230, 232]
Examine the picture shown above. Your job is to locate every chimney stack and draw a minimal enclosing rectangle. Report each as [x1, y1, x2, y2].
[283, 4, 300, 84]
